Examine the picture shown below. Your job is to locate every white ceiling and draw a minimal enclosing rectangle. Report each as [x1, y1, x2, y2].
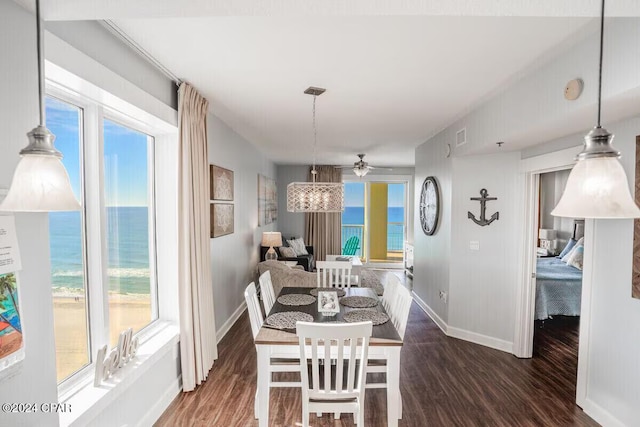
[26, 0, 637, 167]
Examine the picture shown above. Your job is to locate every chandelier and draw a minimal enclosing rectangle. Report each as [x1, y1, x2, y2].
[287, 87, 344, 213]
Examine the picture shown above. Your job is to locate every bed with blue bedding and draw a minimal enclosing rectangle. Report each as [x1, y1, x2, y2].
[535, 257, 583, 320]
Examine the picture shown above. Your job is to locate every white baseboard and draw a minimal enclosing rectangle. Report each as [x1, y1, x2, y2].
[411, 291, 448, 334]
[582, 398, 626, 427]
[139, 375, 182, 427]
[216, 301, 247, 343]
[447, 327, 513, 353]
[411, 291, 513, 354]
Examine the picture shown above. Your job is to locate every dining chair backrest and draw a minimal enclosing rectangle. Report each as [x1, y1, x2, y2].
[296, 321, 372, 426]
[259, 270, 276, 315]
[244, 282, 263, 339]
[316, 260, 352, 288]
[382, 273, 401, 312]
[392, 283, 413, 339]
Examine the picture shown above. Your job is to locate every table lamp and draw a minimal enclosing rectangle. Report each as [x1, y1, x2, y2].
[262, 232, 283, 261]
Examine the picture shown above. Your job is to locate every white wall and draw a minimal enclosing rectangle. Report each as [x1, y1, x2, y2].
[0, 2, 62, 425]
[539, 169, 574, 246]
[208, 113, 277, 334]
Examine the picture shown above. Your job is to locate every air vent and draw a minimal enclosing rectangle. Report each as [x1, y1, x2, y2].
[456, 128, 466, 147]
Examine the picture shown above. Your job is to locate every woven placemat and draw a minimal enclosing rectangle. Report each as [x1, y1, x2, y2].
[339, 296, 378, 308]
[265, 311, 314, 329]
[277, 294, 316, 306]
[343, 310, 389, 326]
[310, 288, 346, 297]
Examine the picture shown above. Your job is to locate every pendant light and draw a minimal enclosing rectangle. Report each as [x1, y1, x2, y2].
[286, 87, 344, 213]
[0, 0, 80, 212]
[551, 0, 640, 219]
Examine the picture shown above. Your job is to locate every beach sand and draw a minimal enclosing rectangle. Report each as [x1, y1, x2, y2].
[53, 295, 152, 382]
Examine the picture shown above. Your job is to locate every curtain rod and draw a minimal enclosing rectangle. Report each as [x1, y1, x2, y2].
[101, 20, 182, 87]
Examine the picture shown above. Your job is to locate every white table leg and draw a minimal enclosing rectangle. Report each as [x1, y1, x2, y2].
[257, 346, 270, 427]
[386, 348, 401, 427]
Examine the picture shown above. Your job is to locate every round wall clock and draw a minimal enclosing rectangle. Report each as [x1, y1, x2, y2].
[420, 176, 440, 235]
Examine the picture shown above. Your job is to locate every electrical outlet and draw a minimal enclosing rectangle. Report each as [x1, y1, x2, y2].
[439, 290, 448, 303]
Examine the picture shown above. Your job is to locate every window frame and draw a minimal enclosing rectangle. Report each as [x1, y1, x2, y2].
[47, 83, 164, 398]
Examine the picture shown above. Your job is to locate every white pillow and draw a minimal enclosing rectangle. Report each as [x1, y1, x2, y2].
[279, 246, 296, 258]
[561, 237, 584, 263]
[286, 238, 308, 256]
[566, 245, 584, 270]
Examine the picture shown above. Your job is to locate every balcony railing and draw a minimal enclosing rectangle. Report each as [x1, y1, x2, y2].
[341, 222, 405, 258]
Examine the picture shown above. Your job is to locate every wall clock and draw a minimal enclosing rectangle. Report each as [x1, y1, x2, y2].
[420, 176, 440, 235]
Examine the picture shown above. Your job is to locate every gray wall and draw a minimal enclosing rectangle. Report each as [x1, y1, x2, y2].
[276, 165, 308, 239]
[208, 114, 277, 331]
[539, 169, 574, 247]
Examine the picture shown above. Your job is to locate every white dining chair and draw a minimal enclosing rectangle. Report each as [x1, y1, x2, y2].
[244, 282, 301, 419]
[316, 260, 352, 288]
[259, 270, 276, 315]
[381, 273, 401, 312]
[296, 321, 372, 426]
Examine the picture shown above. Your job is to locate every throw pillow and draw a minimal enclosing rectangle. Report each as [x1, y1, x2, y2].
[561, 237, 584, 263]
[566, 245, 584, 270]
[556, 238, 577, 259]
[287, 238, 309, 256]
[279, 246, 296, 258]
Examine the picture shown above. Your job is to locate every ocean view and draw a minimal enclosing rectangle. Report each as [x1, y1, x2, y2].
[341, 206, 405, 252]
[49, 206, 151, 295]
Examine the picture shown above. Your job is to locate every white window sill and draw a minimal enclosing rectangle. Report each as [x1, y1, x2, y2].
[59, 322, 179, 427]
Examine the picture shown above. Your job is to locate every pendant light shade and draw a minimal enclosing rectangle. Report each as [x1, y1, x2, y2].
[353, 166, 369, 177]
[552, 0, 640, 219]
[0, 0, 80, 213]
[286, 87, 344, 213]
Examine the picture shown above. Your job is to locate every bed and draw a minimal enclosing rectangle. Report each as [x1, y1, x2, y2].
[534, 220, 584, 320]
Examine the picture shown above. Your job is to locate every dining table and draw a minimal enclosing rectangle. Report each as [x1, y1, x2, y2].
[254, 286, 403, 427]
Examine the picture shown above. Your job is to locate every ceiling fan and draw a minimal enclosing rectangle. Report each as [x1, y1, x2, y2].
[336, 154, 392, 177]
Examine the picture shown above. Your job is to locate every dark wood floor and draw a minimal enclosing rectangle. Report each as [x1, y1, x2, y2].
[156, 284, 597, 426]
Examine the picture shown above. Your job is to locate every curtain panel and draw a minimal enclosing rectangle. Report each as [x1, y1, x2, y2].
[178, 83, 218, 392]
[304, 166, 343, 261]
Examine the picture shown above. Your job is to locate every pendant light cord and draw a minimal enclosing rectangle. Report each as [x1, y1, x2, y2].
[596, 0, 605, 128]
[36, 0, 45, 126]
[311, 94, 317, 183]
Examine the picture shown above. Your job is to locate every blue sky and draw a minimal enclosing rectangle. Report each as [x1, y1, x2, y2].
[46, 97, 149, 207]
[344, 182, 405, 207]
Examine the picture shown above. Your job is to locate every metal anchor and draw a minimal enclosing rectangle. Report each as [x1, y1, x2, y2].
[468, 189, 499, 226]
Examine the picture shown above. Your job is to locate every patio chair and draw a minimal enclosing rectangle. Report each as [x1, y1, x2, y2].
[341, 236, 360, 256]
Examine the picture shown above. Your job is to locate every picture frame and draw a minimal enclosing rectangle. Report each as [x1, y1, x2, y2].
[211, 203, 234, 238]
[317, 291, 339, 317]
[258, 174, 277, 226]
[210, 165, 234, 201]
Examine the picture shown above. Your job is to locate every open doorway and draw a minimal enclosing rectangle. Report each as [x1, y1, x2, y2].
[532, 170, 584, 379]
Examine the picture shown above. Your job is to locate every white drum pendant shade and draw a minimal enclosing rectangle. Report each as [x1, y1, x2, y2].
[551, 157, 640, 219]
[0, 155, 80, 212]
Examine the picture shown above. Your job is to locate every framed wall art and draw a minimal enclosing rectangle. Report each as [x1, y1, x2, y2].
[258, 174, 277, 226]
[210, 165, 234, 201]
[211, 203, 234, 238]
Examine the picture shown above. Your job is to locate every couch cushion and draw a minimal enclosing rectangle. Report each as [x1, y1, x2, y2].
[279, 246, 296, 258]
[287, 238, 309, 256]
[257, 260, 317, 296]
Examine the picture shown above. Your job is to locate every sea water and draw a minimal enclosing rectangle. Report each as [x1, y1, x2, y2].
[341, 206, 405, 251]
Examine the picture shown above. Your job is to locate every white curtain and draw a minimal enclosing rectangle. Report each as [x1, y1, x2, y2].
[178, 82, 218, 392]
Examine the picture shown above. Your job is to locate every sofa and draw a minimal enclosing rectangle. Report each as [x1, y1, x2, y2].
[259, 243, 315, 271]
[256, 260, 317, 297]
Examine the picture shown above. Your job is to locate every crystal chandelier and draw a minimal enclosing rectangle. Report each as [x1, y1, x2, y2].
[287, 87, 344, 213]
[552, 0, 640, 219]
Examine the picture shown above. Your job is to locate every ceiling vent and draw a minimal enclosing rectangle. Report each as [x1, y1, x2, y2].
[456, 128, 467, 147]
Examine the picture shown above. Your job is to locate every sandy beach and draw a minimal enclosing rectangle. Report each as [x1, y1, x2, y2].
[53, 294, 152, 382]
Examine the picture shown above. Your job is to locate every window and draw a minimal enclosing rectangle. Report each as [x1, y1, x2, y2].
[48, 94, 159, 384]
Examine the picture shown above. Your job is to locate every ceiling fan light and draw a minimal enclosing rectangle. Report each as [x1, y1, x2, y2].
[353, 167, 369, 177]
[551, 156, 640, 219]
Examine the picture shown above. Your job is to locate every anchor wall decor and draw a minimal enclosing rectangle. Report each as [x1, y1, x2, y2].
[468, 189, 499, 226]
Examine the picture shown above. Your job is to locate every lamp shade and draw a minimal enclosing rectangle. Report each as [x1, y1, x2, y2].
[353, 167, 369, 177]
[538, 229, 557, 240]
[261, 232, 283, 248]
[0, 155, 81, 212]
[287, 182, 344, 212]
[551, 157, 640, 219]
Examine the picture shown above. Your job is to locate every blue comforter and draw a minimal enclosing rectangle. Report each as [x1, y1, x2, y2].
[535, 257, 583, 320]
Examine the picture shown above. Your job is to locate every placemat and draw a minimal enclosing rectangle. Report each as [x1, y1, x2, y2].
[339, 295, 379, 308]
[343, 310, 389, 326]
[277, 294, 316, 306]
[265, 311, 314, 329]
[310, 288, 346, 297]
